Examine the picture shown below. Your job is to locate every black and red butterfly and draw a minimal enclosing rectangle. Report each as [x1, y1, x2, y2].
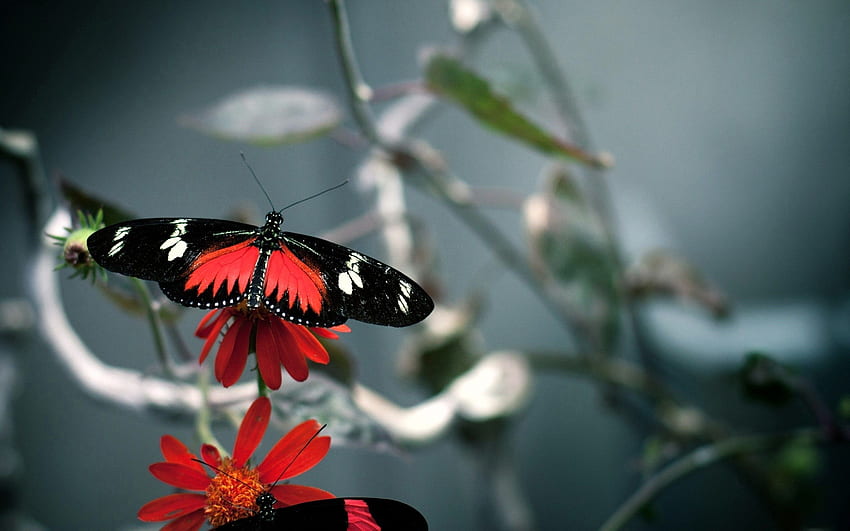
[87, 210, 433, 328]
[215, 493, 428, 530]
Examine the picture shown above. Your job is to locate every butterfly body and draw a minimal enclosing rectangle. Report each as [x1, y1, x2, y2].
[214, 495, 428, 531]
[88, 211, 433, 328]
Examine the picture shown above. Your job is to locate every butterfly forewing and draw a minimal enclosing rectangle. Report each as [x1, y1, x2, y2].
[88, 218, 257, 282]
[214, 497, 428, 530]
[279, 233, 434, 327]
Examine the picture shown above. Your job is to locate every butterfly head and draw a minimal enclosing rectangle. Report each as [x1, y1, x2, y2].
[265, 211, 284, 228]
[255, 491, 277, 522]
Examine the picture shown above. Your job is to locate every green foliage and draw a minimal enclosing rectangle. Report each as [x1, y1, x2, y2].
[524, 168, 620, 349]
[424, 53, 609, 168]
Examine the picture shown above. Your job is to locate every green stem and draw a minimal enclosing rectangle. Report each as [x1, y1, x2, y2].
[130, 277, 172, 377]
[195, 368, 224, 451]
[328, 0, 382, 146]
[415, 163, 594, 343]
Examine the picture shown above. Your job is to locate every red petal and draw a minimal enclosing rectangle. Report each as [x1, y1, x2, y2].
[232, 397, 270, 468]
[160, 435, 203, 472]
[161, 509, 207, 531]
[195, 309, 221, 338]
[198, 311, 230, 364]
[255, 320, 283, 390]
[138, 493, 206, 521]
[289, 324, 330, 364]
[270, 484, 334, 506]
[215, 318, 251, 387]
[149, 462, 211, 491]
[258, 419, 330, 483]
[200, 444, 221, 468]
[271, 320, 309, 382]
[310, 327, 337, 339]
[311, 323, 351, 339]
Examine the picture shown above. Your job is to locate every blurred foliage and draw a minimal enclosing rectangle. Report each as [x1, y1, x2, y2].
[181, 86, 342, 145]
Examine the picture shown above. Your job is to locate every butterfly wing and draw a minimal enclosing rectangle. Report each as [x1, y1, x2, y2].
[215, 498, 428, 531]
[272, 233, 434, 327]
[88, 218, 260, 308]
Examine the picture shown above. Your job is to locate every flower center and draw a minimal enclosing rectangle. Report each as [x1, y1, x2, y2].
[204, 458, 267, 528]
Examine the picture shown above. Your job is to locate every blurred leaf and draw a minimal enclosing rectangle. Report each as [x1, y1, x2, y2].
[523, 167, 620, 348]
[424, 53, 610, 168]
[765, 436, 821, 512]
[59, 177, 135, 226]
[739, 352, 795, 406]
[839, 395, 850, 420]
[626, 250, 728, 318]
[269, 373, 395, 451]
[181, 86, 342, 145]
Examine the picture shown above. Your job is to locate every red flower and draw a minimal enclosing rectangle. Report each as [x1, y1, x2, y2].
[138, 397, 333, 530]
[195, 304, 350, 390]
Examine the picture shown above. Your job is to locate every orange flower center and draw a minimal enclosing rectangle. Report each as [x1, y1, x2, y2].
[204, 458, 267, 528]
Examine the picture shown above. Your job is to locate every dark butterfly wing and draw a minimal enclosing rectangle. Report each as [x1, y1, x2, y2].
[215, 498, 428, 531]
[87, 218, 259, 308]
[274, 233, 434, 327]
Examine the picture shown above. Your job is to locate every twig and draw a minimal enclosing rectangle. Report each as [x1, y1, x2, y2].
[598, 428, 824, 531]
[328, 0, 383, 147]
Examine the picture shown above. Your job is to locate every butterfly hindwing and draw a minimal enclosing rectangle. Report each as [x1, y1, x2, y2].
[278, 232, 434, 327]
[215, 498, 428, 531]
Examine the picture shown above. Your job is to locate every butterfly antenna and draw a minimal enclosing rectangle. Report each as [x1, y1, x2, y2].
[240, 152, 277, 212]
[279, 181, 349, 213]
[270, 424, 328, 487]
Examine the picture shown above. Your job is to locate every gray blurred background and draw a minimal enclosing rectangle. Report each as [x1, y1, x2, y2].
[2, 1, 849, 530]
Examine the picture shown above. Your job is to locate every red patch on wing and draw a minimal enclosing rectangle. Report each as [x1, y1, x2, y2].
[344, 499, 381, 531]
[185, 240, 259, 297]
[265, 244, 326, 314]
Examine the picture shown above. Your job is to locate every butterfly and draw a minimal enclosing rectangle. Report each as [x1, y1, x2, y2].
[215, 493, 428, 530]
[87, 210, 433, 328]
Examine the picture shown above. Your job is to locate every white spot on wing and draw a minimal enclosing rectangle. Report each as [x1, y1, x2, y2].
[167, 240, 188, 261]
[397, 294, 409, 313]
[160, 236, 182, 250]
[399, 280, 412, 297]
[338, 272, 353, 294]
[108, 241, 124, 256]
[113, 226, 130, 242]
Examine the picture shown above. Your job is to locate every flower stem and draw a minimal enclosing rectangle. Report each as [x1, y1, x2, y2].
[195, 368, 224, 452]
[131, 277, 173, 377]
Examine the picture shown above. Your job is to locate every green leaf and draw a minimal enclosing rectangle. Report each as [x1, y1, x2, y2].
[181, 86, 342, 145]
[424, 53, 610, 168]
